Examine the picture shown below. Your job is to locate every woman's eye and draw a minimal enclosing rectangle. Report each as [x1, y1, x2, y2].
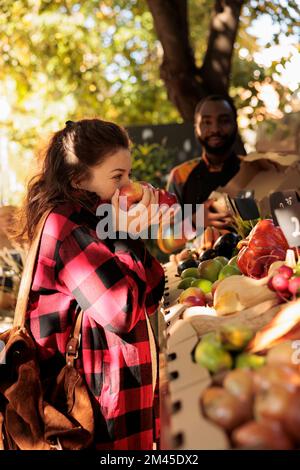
[113, 175, 122, 180]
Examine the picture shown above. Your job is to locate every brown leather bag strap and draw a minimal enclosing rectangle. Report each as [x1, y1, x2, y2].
[66, 309, 83, 367]
[12, 207, 84, 368]
[13, 209, 53, 328]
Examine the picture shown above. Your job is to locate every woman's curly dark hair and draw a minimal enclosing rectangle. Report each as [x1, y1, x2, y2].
[14, 118, 130, 243]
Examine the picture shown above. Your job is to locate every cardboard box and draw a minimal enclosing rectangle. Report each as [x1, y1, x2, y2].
[212, 152, 300, 218]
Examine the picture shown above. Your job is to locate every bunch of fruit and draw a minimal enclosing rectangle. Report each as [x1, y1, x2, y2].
[199, 232, 241, 262]
[194, 328, 300, 449]
[194, 324, 261, 374]
[177, 253, 241, 308]
[174, 221, 296, 314]
[268, 263, 300, 302]
[175, 232, 241, 274]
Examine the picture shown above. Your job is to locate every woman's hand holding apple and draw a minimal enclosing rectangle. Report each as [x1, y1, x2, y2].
[111, 186, 161, 236]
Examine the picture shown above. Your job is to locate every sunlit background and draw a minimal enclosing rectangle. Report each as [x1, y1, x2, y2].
[0, 0, 299, 206]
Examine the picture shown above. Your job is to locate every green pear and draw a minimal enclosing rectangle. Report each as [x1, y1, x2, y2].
[235, 353, 266, 370]
[181, 267, 201, 279]
[191, 278, 213, 294]
[214, 256, 229, 267]
[218, 264, 241, 280]
[177, 277, 197, 290]
[194, 339, 233, 373]
[198, 259, 223, 283]
[220, 324, 255, 351]
[228, 255, 238, 268]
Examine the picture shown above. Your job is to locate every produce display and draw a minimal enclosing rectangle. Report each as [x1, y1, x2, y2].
[175, 220, 300, 314]
[175, 232, 243, 309]
[161, 211, 300, 450]
[196, 331, 300, 449]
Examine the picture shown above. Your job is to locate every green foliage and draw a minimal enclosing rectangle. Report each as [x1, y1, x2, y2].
[245, 0, 300, 44]
[188, 0, 215, 63]
[0, 0, 178, 126]
[131, 143, 177, 188]
[0, 0, 299, 206]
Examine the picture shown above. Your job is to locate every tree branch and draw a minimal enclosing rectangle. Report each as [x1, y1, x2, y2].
[147, 0, 245, 126]
[201, 0, 245, 94]
[146, 0, 192, 67]
[146, 0, 206, 121]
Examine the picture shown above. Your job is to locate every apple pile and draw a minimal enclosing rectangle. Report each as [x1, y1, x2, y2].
[177, 255, 241, 308]
[194, 329, 300, 449]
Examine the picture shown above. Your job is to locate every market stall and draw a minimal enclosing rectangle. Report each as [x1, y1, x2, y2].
[159, 195, 300, 450]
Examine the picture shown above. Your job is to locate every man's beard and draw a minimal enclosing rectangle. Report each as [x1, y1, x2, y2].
[198, 130, 237, 157]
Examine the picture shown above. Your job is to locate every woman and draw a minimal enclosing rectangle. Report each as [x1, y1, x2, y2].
[17, 119, 165, 450]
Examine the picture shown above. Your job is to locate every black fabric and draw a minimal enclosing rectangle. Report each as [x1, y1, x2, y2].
[182, 153, 241, 213]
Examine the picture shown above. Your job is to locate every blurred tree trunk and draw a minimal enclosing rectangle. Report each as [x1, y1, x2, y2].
[146, 0, 245, 122]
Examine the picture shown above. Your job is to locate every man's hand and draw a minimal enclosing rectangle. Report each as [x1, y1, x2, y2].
[204, 199, 233, 230]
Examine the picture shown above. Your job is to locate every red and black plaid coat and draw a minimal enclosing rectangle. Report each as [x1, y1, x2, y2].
[26, 196, 165, 450]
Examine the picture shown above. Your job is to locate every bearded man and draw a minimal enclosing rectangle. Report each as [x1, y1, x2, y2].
[167, 95, 278, 230]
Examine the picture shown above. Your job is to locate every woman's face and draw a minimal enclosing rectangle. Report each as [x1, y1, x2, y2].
[77, 148, 132, 200]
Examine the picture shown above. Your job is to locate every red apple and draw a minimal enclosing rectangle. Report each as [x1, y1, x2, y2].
[139, 181, 154, 188]
[140, 183, 177, 207]
[158, 189, 178, 207]
[119, 182, 144, 210]
[119, 181, 178, 211]
[179, 287, 206, 306]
